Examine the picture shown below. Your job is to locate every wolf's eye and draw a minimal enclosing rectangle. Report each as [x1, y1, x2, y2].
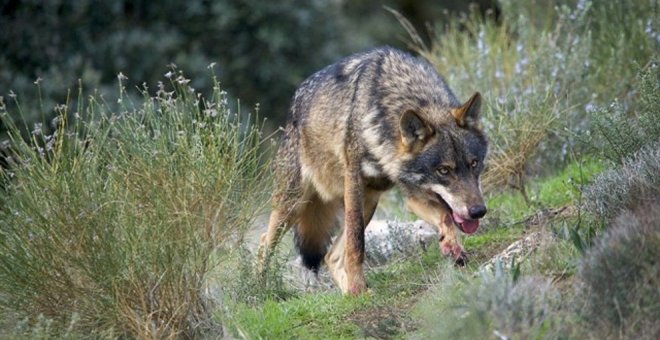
[437, 167, 450, 175]
[471, 160, 479, 168]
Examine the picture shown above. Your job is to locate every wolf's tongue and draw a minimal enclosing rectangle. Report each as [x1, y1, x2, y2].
[461, 219, 479, 234]
[452, 212, 479, 234]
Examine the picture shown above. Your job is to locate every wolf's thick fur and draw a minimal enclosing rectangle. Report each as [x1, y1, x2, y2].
[258, 47, 488, 295]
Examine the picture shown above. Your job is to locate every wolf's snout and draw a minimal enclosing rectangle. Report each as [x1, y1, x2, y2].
[468, 205, 487, 219]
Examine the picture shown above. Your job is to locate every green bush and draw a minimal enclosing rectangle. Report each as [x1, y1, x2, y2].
[0, 75, 271, 337]
[589, 62, 660, 164]
[578, 202, 660, 338]
[414, 264, 566, 339]
[575, 43, 659, 339]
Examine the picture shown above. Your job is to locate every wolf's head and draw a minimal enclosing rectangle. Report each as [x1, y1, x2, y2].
[397, 92, 488, 234]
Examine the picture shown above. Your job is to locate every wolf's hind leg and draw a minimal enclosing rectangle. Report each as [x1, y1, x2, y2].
[295, 194, 341, 273]
[258, 205, 299, 272]
[257, 170, 305, 270]
[257, 129, 304, 270]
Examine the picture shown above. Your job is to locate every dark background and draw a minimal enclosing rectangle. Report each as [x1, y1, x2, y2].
[0, 0, 499, 133]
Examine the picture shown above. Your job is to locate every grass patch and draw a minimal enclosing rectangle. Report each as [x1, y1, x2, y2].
[0, 74, 271, 337]
[463, 227, 525, 264]
[486, 157, 604, 224]
[225, 293, 367, 339]
[223, 244, 446, 338]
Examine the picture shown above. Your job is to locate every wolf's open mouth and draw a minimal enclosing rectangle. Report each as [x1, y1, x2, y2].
[432, 193, 480, 234]
[450, 212, 479, 234]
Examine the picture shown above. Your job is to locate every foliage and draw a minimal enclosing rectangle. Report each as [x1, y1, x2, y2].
[411, 0, 658, 195]
[0, 75, 271, 337]
[414, 264, 566, 339]
[576, 55, 659, 339]
[0, 0, 352, 133]
[485, 157, 603, 225]
[588, 62, 660, 164]
[583, 142, 660, 220]
[578, 202, 660, 338]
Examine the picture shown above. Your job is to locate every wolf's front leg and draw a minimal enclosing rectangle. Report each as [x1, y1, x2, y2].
[406, 197, 467, 266]
[437, 213, 468, 266]
[343, 166, 368, 295]
[326, 188, 381, 294]
[325, 230, 349, 292]
[324, 213, 366, 295]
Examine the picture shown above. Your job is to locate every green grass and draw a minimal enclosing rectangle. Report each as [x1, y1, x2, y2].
[222, 245, 445, 339]
[225, 294, 367, 339]
[0, 74, 271, 338]
[463, 227, 525, 264]
[486, 157, 604, 223]
[459, 157, 605, 264]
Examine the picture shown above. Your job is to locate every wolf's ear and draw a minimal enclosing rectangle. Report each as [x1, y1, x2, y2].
[400, 110, 432, 151]
[452, 92, 481, 128]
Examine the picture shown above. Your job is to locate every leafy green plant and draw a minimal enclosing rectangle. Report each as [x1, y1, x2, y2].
[588, 62, 660, 164]
[0, 74, 271, 337]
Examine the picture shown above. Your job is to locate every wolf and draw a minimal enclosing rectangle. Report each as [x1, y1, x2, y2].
[258, 47, 488, 295]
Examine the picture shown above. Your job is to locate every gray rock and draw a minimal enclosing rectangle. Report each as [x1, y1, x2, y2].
[364, 219, 438, 265]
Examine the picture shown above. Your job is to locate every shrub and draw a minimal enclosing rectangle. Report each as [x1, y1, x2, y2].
[588, 62, 660, 164]
[0, 74, 271, 337]
[583, 142, 660, 220]
[578, 202, 660, 338]
[414, 264, 566, 339]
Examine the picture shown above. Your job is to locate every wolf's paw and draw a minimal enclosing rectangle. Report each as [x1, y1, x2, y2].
[454, 250, 469, 266]
[441, 240, 468, 266]
[348, 279, 368, 296]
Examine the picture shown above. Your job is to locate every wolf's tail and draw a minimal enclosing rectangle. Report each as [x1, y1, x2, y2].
[294, 226, 331, 274]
